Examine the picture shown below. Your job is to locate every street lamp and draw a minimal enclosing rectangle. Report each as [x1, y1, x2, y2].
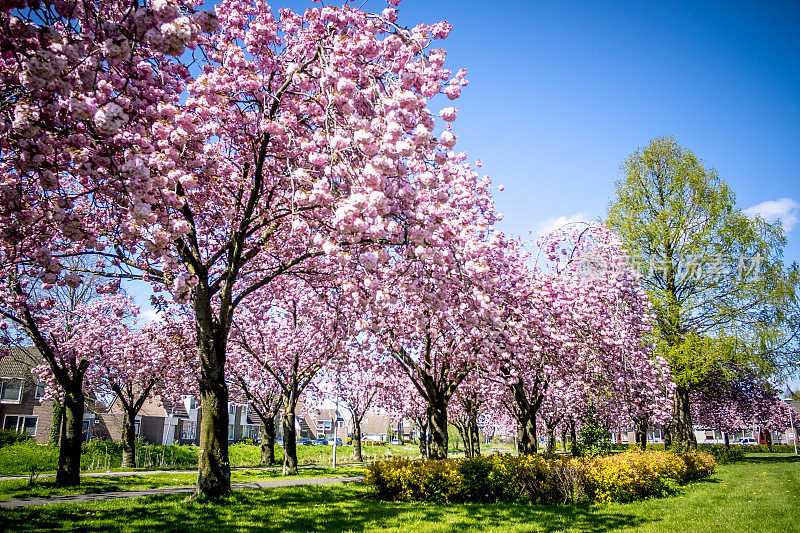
[785, 398, 798, 456]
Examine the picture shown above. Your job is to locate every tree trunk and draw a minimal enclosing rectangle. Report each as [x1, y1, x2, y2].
[634, 418, 648, 450]
[546, 422, 556, 454]
[282, 401, 298, 475]
[672, 385, 696, 450]
[468, 416, 480, 457]
[50, 401, 63, 446]
[427, 400, 449, 460]
[517, 414, 538, 455]
[570, 421, 579, 457]
[561, 427, 568, 453]
[723, 431, 730, 450]
[260, 417, 276, 465]
[454, 421, 469, 457]
[56, 388, 84, 487]
[663, 423, 673, 450]
[121, 406, 137, 468]
[353, 415, 363, 462]
[196, 356, 231, 498]
[418, 422, 428, 460]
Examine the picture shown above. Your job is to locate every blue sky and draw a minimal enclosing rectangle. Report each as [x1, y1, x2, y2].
[133, 1, 800, 385]
[375, 0, 800, 260]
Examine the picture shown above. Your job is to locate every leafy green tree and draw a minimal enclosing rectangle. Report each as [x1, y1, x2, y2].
[607, 136, 796, 450]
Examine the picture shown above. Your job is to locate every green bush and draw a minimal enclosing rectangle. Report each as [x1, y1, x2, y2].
[0, 429, 32, 448]
[696, 444, 744, 463]
[366, 450, 716, 505]
[0, 441, 59, 482]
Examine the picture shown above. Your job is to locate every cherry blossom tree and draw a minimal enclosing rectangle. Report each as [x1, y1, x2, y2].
[84, 307, 197, 468]
[485, 225, 672, 455]
[321, 359, 385, 463]
[228, 346, 283, 465]
[2, 0, 474, 497]
[230, 274, 352, 475]
[2, 292, 139, 485]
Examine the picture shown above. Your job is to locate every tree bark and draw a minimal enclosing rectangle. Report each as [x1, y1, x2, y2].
[569, 420, 579, 457]
[546, 422, 556, 454]
[352, 415, 363, 462]
[50, 401, 63, 446]
[723, 431, 730, 450]
[427, 400, 449, 460]
[510, 379, 543, 456]
[121, 405, 137, 468]
[282, 400, 298, 475]
[260, 417, 276, 465]
[672, 385, 696, 450]
[56, 388, 84, 487]
[418, 421, 429, 460]
[561, 427, 568, 453]
[468, 415, 480, 458]
[634, 417, 648, 450]
[196, 352, 231, 498]
[516, 414, 538, 455]
[663, 423, 672, 450]
[454, 421, 469, 457]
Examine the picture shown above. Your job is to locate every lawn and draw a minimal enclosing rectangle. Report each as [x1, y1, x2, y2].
[0, 454, 796, 532]
[0, 467, 365, 501]
[0, 441, 424, 476]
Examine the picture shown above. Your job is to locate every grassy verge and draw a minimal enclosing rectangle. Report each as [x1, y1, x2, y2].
[0, 442, 424, 476]
[0, 454, 797, 531]
[0, 467, 365, 501]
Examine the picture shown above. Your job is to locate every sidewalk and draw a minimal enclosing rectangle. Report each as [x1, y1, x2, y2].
[0, 475, 365, 509]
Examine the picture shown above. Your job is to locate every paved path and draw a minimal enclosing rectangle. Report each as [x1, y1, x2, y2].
[0, 475, 365, 509]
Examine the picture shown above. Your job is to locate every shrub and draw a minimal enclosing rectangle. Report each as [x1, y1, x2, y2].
[366, 450, 716, 505]
[585, 450, 687, 503]
[696, 444, 744, 463]
[0, 441, 58, 483]
[0, 429, 31, 448]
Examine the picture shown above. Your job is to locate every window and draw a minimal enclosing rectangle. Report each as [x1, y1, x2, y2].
[182, 421, 196, 440]
[3, 415, 37, 436]
[228, 424, 235, 440]
[0, 378, 23, 403]
[34, 382, 45, 400]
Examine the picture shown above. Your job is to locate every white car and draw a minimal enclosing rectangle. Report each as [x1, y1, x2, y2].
[737, 437, 758, 446]
[391, 439, 402, 445]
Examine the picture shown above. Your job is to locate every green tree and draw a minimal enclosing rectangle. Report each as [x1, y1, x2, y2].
[607, 136, 796, 450]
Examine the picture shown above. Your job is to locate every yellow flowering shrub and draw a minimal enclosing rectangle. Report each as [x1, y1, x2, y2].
[366, 450, 715, 505]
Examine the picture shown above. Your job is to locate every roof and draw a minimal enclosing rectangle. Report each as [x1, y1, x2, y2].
[0, 346, 43, 378]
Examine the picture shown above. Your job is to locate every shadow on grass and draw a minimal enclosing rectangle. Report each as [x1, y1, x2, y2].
[0, 482, 662, 533]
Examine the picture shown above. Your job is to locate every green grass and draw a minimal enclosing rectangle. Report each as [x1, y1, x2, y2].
[0, 454, 798, 531]
[0, 441, 424, 476]
[0, 467, 365, 501]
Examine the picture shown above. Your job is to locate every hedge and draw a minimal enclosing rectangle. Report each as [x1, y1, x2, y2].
[365, 450, 716, 504]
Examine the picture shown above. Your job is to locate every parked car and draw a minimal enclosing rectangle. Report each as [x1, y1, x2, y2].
[391, 439, 402, 445]
[738, 437, 758, 446]
[297, 438, 313, 446]
[312, 438, 329, 446]
[333, 438, 342, 446]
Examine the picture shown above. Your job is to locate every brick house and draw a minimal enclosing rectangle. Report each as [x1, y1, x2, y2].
[0, 346, 57, 444]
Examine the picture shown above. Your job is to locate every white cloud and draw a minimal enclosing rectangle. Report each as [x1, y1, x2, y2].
[139, 308, 163, 324]
[533, 212, 590, 237]
[744, 198, 798, 232]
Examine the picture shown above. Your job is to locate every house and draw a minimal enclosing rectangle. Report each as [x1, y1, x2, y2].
[95, 392, 192, 445]
[0, 347, 56, 444]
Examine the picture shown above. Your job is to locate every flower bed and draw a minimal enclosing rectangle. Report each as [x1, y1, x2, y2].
[365, 450, 715, 504]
